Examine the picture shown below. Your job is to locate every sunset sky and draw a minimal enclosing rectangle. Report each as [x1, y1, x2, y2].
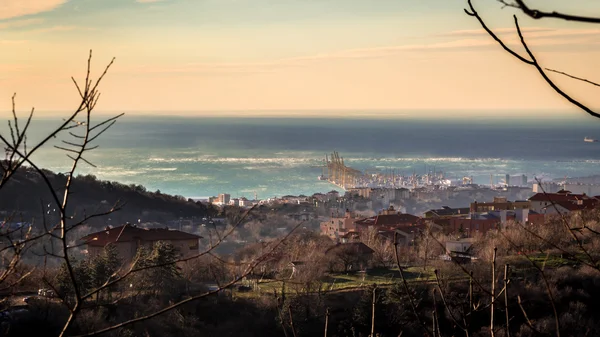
[0, 0, 598, 117]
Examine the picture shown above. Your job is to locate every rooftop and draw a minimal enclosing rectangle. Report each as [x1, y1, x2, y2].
[355, 213, 421, 228]
[529, 191, 591, 202]
[426, 207, 470, 217]
[81, 224, 201, 247]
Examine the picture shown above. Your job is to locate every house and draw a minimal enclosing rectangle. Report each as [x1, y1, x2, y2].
[424, 206, 470, 219]
[326, 190, 340, 201]
[312, 193, 328, 203]
[528, 191, 599, 214]
[80, 224, 202, 263]
[433, 216, 500, 237]
[354, 206, 421, 232]
[325, 242, 375, 272]
[443, 239, 476, 263]
[376, 223, 443, 246]
[446, 239, 473, 254]
[470, 197, 530, 213]
[320, 209, 360, 241]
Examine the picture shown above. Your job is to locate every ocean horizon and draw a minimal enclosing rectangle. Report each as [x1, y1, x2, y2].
[14, 113, 600, 199]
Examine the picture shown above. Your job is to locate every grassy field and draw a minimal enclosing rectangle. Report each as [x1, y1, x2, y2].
[232, 266, 436, 298]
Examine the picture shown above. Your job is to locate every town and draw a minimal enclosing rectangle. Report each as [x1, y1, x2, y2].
[74, 178, 600, 267]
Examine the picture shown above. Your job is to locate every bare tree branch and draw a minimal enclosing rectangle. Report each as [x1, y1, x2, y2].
[498, 0, 600, 23]
[72, 222, 303, 337]
[545, 68, 600, 88]
[467, 0, 600, 119]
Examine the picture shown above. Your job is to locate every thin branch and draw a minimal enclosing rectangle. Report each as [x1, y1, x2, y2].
[511, 0, 600, 23]
[517, 295, 543, 335]
[465, 0, 533, 65]
[73, 222, 303, 337]
[545, 68, 600, 88]
[500, 232, 560, 337]
[466, 0, 600, 119]
[288, 305, 298, 337]
[504, 264, 511, 337]
[491, 247, 497, 337]
[393, 232, 431, 336]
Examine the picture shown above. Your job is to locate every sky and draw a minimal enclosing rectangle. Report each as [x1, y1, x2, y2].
[0, 0, 599, 117]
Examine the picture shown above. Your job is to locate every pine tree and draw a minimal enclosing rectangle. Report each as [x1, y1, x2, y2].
[90, 244, 122, 302]
[148, 241, 182, 297]
[56, 259, 93, 306]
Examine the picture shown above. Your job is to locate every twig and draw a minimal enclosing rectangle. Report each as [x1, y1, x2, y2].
[324, 307, 330, 337]
[545, 68, 600, 88]
[393, 232, 431, 336]
[504, 264, 511, 337]
[466, 0, 600, 119]
[506, 0, 600, 23]
[491, 247, 497, 337]
[288, 305, 298, 337]
[370, 284, 377, 337]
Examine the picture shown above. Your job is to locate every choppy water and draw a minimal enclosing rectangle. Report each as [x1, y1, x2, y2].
[16, 113, 600, 199]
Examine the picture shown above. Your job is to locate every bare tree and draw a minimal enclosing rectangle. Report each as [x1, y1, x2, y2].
[0, 51, 302, 337]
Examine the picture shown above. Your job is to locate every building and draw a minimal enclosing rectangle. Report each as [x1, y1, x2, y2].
[320, 209, 359, 241]
[528, 191, 600, 214]
[218, 193, 231, 205]
[325, 242, 375, 272]
[378, 223, 443, 246]
[239, 197, 254, 207]
[532, 182, 561, 194]
[562, 183, 600, 197]
[434, 217, 500, 237]
[424, 206, 470, 219]
[348, 187, 410, 203]
[434, 209, 546, 237]
[81, 224, 202, 263]
[470, 197, 530, 213]
[353, 206, 421, 232]
[348, 187, 373, 199]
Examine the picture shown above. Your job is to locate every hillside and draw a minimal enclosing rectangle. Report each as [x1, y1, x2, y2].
[0, 162, 217, 228]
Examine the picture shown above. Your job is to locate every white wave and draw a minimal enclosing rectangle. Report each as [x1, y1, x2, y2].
[147, 167, 178, 172]
[346, 157, 513, 163]
[147, 156, 322, 168]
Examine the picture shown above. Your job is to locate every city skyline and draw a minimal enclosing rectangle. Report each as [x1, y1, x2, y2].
[0, 0, 598, 116]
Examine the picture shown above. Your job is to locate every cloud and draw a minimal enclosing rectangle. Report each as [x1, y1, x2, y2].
[0, 40, 27, 45]
[26, 25, 79, 33]
[439, 27, 554, 37]
[0, 18, 44, 29]
[441, 27, 600, 40]
[117, 33, 597, 75]
[0, 0, 67, 20]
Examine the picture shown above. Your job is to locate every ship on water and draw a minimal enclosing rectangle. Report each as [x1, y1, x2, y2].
[584, 137, 597, 143]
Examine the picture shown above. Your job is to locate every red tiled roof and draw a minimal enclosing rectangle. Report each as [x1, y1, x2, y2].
[552, 200, 599, 212]
[81, 225, 201, 247]
[529, 192, 590, 202]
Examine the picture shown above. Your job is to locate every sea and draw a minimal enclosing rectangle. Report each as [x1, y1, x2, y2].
[15, 113, 600, 200]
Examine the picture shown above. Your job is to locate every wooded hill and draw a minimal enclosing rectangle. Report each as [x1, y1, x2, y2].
[0, 162, 217, 228]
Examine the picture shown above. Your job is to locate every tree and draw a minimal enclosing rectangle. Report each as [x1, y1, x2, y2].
[56, 259, 93, 306]
[90, 244, 122, 302]
[467, 0, 600, 119]
[147, 241, 183, 297]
